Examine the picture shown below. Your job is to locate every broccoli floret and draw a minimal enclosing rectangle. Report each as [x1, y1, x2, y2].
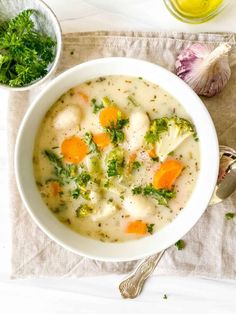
[86, 154, 102, 175]
[145, 116, 195, 161]
[145, 117, 168, 144]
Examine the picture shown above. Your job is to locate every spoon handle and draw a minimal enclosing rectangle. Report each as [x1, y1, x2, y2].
[119, 250, 165, 298]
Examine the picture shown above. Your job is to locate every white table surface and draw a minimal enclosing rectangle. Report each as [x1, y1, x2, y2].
[1, 1, 236, 313]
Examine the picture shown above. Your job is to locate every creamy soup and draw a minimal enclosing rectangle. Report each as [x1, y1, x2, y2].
[33, 75, 200, 242]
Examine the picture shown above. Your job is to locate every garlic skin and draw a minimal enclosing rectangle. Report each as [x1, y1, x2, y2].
[175, 43, 231, 97]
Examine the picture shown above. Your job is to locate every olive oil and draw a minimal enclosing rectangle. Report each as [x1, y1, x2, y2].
[172, 0, 223, 18]
[164, 0, 227, 23]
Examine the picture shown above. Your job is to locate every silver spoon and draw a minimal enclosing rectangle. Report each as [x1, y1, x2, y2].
[119, 145, 236, 299]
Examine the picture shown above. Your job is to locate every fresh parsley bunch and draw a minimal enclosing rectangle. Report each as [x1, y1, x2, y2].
[0, 9, 56, 87]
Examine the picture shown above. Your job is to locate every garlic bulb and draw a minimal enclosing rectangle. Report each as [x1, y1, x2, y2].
[175, 43, 231, 97]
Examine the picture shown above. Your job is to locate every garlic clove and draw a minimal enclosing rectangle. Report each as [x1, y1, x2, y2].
[176, 43, 231, 97]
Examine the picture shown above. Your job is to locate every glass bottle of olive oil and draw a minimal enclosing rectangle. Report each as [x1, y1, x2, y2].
[164, 0, 229, 23]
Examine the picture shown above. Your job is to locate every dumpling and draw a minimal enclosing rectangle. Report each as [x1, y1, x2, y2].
[54, 105, 81, 130]
[125, 111, 150, 150]
[91, 202, 117, 221]
[123, 194, 155, 219]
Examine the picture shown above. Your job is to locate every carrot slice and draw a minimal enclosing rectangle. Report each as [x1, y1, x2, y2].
[153, 159, 183, 189]
[99, 106, 121, 127]
[61, 136, 88, 163]
[126, 220, 147, 235]
[93, 133, 111, 150]
[78, 91, 89, 104]
[147, 148, 156, 158]
[51, 181, 61, 197]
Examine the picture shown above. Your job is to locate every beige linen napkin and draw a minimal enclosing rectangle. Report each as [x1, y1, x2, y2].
[8, 31, 236, 279]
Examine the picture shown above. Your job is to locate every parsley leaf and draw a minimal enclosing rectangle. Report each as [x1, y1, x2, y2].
[143, 184, 176, 206]
[107, 159, 120, 177]
[75, 171, 91, 187]
[84, 132, 99, 154]
[44, 150, 71, 184]
[132, 186, 143, 195]
[132, 161, 141, 171]
[72, 171, 91, 200]
[105, 118, 129, 145]
[225, 212, 235, 220]
[91, 98, 104, 113]
[0, 9, 56, 87]
[131, 184, 175, 206]
[175, 239, 185, 250]
[116, 118, 129, 129]
[147, 223, 155, 234]
[151, 156, 159, 162]
[106, 148, 125, 177]
[44, 150, 91, 200]
[71, 188, 80, 199]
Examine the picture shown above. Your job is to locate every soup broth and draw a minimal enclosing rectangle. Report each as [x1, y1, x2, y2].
[34, 75, 200, 242]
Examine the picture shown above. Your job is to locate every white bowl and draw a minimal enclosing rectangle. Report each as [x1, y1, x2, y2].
[0, 0, 62, 91]
[15, 58, 219, 262]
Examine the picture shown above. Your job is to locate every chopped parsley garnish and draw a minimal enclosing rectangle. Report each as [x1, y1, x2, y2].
[163, 294, 168, 300]
[72, 171, 91, 200]
[143, 184, 176, 206]
[147, 223, 155, 234]
[127, 95, 140, 107]
[105, 118, 129, 145]
[44, 150, 91, 200]
[132, 184, 176, 206]
[84, 132, 99, 153]
[76, 171, 91, 187]
[151, 156, 159, 162]
[107, 159, 121, 177]
[116, 117, 129, 129]
[106, 148, 125, 177]
[91, 98, 104, 113]
[44, 150, 72, 184]
[71, 188, 80, 199]
[225, 212, 235, 220]
[175, 239, 185, 250]
[106, 126, 124, 144]
[0, 9, 56, 87]
[132, 186, 143, 195]
[131, 184, 175, 206]
[132, 161, 142, 171]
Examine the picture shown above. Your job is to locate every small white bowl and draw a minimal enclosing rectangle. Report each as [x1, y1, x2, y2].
[0, 0, 62, 91]
[15, 58, 219, 262]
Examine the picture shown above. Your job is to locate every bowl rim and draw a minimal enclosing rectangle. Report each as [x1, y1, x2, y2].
[14, 57, 219, 261]
[0, 0, 62, 91]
